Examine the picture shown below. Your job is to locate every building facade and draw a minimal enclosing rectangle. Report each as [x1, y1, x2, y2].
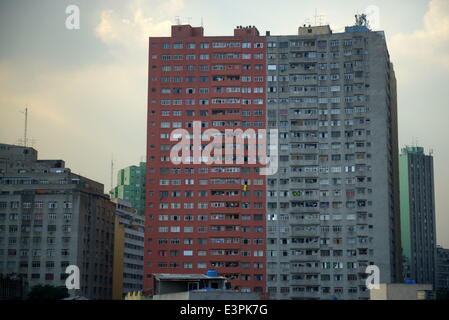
[112, 199, 145, 299]
[400, 146, 436, 286]
[436, 246, 449, 291]
[144, 21, 402, 300]
[145, 25, 267, 294]
[110, 162, 146, 216]
[0, 143, 115, 299]
[370, 283, 433, 300]
[264, 24, 401, 299]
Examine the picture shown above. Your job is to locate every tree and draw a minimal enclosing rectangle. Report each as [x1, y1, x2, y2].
[28, 284, 69, 300]
[436, 288, 449, 300]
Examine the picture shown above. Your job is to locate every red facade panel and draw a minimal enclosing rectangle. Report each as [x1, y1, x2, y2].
[145, 25, 267, 293]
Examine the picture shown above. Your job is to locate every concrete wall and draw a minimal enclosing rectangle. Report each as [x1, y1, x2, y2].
[370, 284, 433, 300]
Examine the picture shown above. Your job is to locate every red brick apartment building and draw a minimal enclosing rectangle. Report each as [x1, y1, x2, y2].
[145, 25, 267, 294]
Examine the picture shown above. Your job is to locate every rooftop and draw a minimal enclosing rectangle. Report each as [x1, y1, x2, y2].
[401, 146, 426, 155]
[154, 273, 226, 281]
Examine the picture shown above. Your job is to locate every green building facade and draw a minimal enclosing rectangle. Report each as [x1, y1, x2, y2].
[110, 162, 146, 215]
[399, 146, 436, 285]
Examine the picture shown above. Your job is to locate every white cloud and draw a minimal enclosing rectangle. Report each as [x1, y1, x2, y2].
[95, 0, 184, 48]
[1, 0, 187, 186]
[390, 0, 449, 71]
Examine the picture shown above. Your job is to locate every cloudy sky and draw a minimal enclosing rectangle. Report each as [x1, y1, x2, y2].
[0, 0, 448, 246]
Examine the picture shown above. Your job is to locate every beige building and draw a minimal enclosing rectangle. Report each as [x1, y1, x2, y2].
[112, 199, 144, 299]
[370, 283, 433, 300]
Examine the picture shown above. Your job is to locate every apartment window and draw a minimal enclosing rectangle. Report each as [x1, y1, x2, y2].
[48, 202, 57, 209]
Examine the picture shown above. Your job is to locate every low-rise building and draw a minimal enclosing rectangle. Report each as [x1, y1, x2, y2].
[126, 271, 261, 300]
[370, 283, 434, 300]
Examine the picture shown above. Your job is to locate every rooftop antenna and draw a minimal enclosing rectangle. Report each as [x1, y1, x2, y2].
[314, 9, 326, 26]
[20, 106, 28, 147]
[317, 13, 326, 26]
[110, 154, 114, 193]
[175, 16, 181, 25]
[355, 12, 370, 29]
[29, 138, 37, 148]
[201, 16, 203, 28]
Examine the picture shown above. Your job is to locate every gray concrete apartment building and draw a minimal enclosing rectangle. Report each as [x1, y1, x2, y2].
[399, 146, 436, 287]
[264, 22, 402, 299]
[0, 143, 115, 299]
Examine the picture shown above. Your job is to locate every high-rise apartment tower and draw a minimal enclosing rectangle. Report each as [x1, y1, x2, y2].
[145, 21, 402, 300]
[145, 25, 267, 294]
[400, 146, 436, 286]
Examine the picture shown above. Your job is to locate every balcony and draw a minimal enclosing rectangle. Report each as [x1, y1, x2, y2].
[289, 182, 319, 190]
[290, 278, 320, 286]
[291, 147, 319, 154]
[289, 136, 319, 144]
[290, 125, 319, 131]
[289, 242, 320, 250]
[290, 290, 321, 299]
[291, 229, 320, 237]
[288, 193, 319, 201]
[289, 266, 321, 273]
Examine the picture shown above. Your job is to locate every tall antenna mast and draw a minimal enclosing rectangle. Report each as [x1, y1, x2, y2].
[20, 106, 28, 147]
[110, 154, 114, 193]
[24, 107, 28, 147]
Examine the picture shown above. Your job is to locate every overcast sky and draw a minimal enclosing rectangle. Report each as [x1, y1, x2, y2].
[0, 0, 448, 247]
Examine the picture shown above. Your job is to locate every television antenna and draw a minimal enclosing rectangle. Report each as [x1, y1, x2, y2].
[313, 9, 326, 26]
[20, 106, 28, 147]
[17, 106, 36, 147]
[355, 12, 370, 29]
[110, 154, 114, 193]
